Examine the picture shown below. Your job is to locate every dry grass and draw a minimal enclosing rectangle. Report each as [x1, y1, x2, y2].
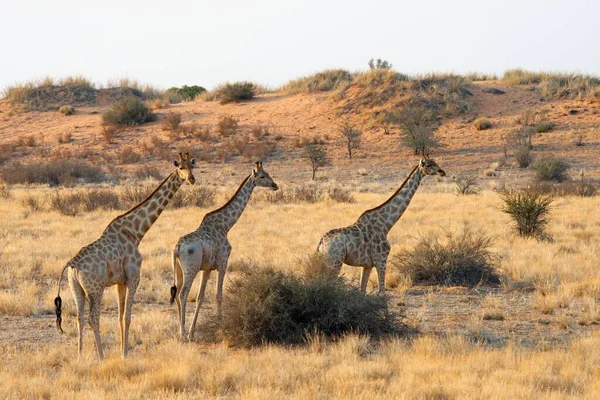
[3, 186, 600, 398]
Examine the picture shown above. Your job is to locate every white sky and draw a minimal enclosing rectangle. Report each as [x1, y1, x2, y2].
[1, 0, 598, 90]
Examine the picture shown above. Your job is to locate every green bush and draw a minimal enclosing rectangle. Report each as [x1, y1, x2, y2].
[501, 190, 552, 238]
[213, 82, 255, 104]
[210, 268, 401, 347]
[391, 225, 501, 286]
[472, 117, 492, 131]
[535, 121, 554, 133]
[533, 157, 569, 182]
[101, 96, 156, 127]
[168, 85, 206, 101]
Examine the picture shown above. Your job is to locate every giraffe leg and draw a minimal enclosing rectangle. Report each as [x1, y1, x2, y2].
[174, 260, 184, 334]
[88, 292, 104, 361]
[178, 274, 196, 341]
[122, 279, 139, 358]
[68, 273, 86, 361]
[360, 266, 373, 294]
[116, 284, 126, 356]
[374, 261, 387, 296]
[188, 269, 211, 340]
[216, 266, 226, 319]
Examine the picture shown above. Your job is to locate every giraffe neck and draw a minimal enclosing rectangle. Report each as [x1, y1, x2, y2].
[202, 175, 255, 233]
[107, 171, 184, 243]
[358, 165, 423, 234]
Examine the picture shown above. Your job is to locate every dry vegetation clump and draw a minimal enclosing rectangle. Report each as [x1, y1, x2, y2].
[56, 132, 73, 144]
[533, 157, 569, 182]
[58, 105, 75, 115]
[208, 267, 401, 347]
[301, 144, 330, 180]
[0, 159, 106, 186]
[207, 82, 256, 104]
[217, 115, 239, 136]
[254, 183, 324, 204]
[454, 174, 478, 195]
[283, 69, 353, 94]
[327, 186, 355, 203]
[161, 112, 182, 132]
[101, 97, 156, 127]
[117, 146, 143, 164]
[3, 76, 96, 111]
[503, 68, 600, 100]
[391, 225, 501, 286]
[386, 102, 440, 155]
[169, 186, 217, 209]
[472, 117, 492, 131]
[501, 190, 553, 238]
[530, 181, 598, 198]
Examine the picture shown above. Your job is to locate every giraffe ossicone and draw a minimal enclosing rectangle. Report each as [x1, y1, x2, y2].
[317, 157, 446, 294]
[54, 152, 196, 361]
[170, 160, 278, 341]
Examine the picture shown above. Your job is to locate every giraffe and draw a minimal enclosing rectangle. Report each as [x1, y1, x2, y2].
[170, 161, 278, 340]
[317, 157, 446, 294]
[54, 153, 196, 361]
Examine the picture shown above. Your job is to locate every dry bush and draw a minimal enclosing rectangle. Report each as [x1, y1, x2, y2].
[339, 118, 362, 159]
[134, 165, 163, 181]
[102, 97, 156, 127]
[161, 112, 182, 132]
[0, 184, 12, 199]
[302, 145, 330, 180]
[121, 183, 156, 207]
[141, 135, 170, 159]
[217, 115, 239, 136]
[58, 105, 75, 115]
[117, 146, 143, 164]
[573, 131, 585, 146]
[21, 194, 43, 212]
[501, 190, 552, 238]
[283, 69, 353, 94]
[328, 186, 355, 203]
[149, 96, 170, 110]
[301, 252, 335, 281]
[211, 82, 255, 104]
[254, 184, 324, 204]
[472, 117, 492, 131]
[169, 186, 216, 209]
[391, 225, 501, 286]
[529, 181, 597, 198]
[100, 124, 119, 144]
[535, 121, 554, 133]
[533, 157, 569, 182]
[454, 174, 478, 195]
[207, 267, 400, 347]
[386, 103, 440, 155]
[47, 191, 81, 216]
[503, 69, 600, 99]
[0, 160, 105, 186]
[56, 132, 73, 144]
[242, 141, 276, 161]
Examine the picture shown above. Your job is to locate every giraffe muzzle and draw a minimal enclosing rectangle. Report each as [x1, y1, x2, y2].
[438, 169, 446, 177]
[271, 183, 279, 191]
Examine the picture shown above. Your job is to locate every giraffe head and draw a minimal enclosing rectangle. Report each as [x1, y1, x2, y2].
[419, 157, 446, 177]
[251, 161, 279, 191]
[173, 152, 197, 184]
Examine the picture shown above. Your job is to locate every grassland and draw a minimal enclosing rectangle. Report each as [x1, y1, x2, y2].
[2, 182, 600, 398]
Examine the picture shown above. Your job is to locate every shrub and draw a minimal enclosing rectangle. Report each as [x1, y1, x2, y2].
[533, 157, 569, 182]
[472, 117, 492, 131]
[117, 146, 142, 164]
[0, 184, 12, 199]
[0, 160, 105, 186]
[58, 105, 75, 115]
[21, 194, 43, 212]
[217, 115, 239, 136]
[454, 174, 478, 195]
[535, 121, 554, 133]
[211, 268, 400, 347]
[328, 186, 355, 203]
[168, 85, 206, 101]
[514, 146, 533, 168]
[386, 103, 440, 156]
[368, 58, 393, 70]
[501, 190, 552, 238]
[162, 112, 182, 132]
[301, 145, 330, 180]
[101, 97, 156, 127]
[529, 181, 598, 198]
[100, 125, 119, 144]
[283, 69, 353, 94]
[391, 225, 501, 286]
[56, 132, 73, 144]
[212, 82, 255, 104]
[48, 191, 81, 216]
[339, 118, 362, 159]
[169, 186, 216, 209]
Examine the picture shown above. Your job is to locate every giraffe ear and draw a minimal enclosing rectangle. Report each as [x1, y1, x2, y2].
[190, 158, 196, 168]
[419, 159, 425, 167]
[173, 160, 180, 168]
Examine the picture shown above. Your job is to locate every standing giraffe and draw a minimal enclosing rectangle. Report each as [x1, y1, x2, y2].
[170, 161, 278, 340]
[317, 157, 445, 294]
[54, 153, 196, 360]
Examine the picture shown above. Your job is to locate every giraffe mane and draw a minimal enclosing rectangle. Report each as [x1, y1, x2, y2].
[358, 164, 419, 217]
[203, 174, 251, 219]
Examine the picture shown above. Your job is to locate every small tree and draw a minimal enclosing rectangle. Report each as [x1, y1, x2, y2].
[501, 190, 552, 238]
[302, 145, 330, 180]
[339, 118, 362, 159]
[368, 58, 393, 70]
[387, 103, 439, 155]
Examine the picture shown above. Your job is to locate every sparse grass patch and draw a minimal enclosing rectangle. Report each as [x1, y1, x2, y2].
[391, 225, 501, 286]
[473, 117, 492, 131]
[217, 115, 239, 136]
[117, 146, 143, 164]
[210, 82, 255, 104]
[283, 69, 353, 94]
[161, 112, 182, 132]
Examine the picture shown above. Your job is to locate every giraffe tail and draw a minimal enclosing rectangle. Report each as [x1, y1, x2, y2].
[54, 264, 69, 334]
[170, 246, 179, 305]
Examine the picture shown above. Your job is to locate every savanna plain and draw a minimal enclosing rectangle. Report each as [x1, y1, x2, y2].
[1, 68, 600, 399]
